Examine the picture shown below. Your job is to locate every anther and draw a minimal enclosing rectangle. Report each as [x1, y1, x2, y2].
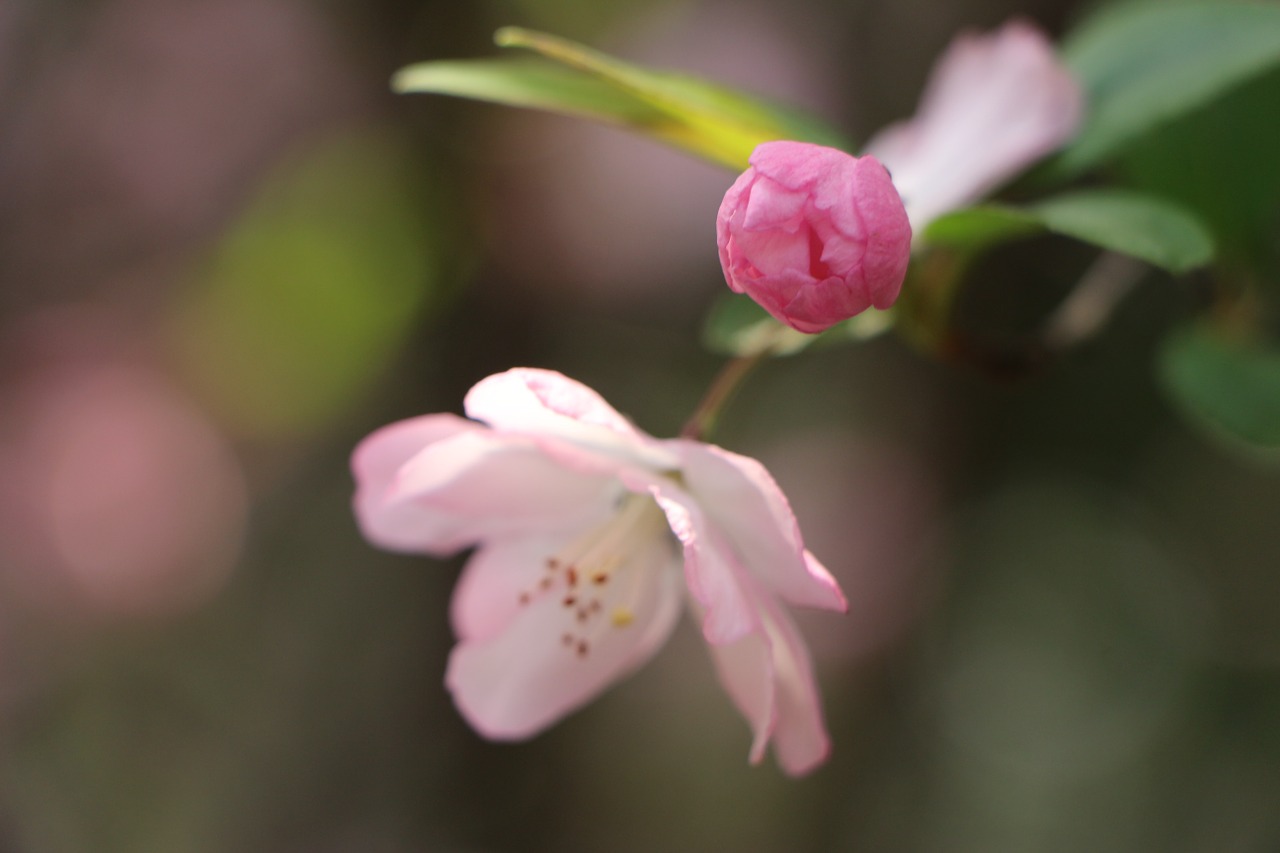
[591, 572, 609, 585]
[566, 567, 579, 587]
[563, 595, 577, 607]
[518, 592, 531, 605]
[576, 640, 589, 658]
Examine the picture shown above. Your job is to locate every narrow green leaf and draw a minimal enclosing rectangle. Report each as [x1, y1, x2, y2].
[1033, 190, 1214, 273]
[395, 28, 848, 170]
[922, 191, 1214, 274]
[1056, 0, 1280, 174]
[1161, 324, 1280, 449]
[922, 206, 1042, 252]
[392, 58, 664, 125]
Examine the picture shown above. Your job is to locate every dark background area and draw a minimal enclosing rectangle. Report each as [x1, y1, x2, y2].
[0, 1, 1278, 850]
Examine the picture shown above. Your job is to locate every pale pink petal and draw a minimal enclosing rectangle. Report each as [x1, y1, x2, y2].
[352, 414, 481, 552]
[363, 430, 615, 555]
[865, 19, 1083, 230]
[703, 619, 775, 764]
[351, 413, 477, 498]
[670, 441, 847, 613]
[705, 576, 833, 776]
[648, 480, 760, 646]
[445, 531, 682, 739]
[464, 368, 678, 470]
[449, 520, 612, 642]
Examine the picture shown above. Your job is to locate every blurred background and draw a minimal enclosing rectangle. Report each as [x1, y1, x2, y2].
[1, 0, 1279, 850]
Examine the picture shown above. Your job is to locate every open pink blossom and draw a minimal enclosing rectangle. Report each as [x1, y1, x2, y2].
[352, 368, 846, 775]
[864, 19, 1083, 232]
[717, 141, 912, 334]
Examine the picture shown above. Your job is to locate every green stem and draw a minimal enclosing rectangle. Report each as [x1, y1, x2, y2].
[680, 350, 769, 441]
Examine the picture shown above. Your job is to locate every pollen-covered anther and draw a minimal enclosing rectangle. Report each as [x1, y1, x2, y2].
[611, 607, 634, 628]
[563, 595, 577, 607]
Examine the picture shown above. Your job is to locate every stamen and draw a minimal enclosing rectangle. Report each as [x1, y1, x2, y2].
[535, 494, 671, 658]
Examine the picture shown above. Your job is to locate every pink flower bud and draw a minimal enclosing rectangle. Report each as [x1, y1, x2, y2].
[716, 141, 912, 334]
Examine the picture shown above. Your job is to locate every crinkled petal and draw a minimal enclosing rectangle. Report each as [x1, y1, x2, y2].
[464, 368, 677, 470]
[670, 441, 847, 612]
[367, 430, 615, 555]
[445, 529, 682, 740]
[731, 226, 812, 280]
[784, 277, 871, 331]
[865, 19, 1083, 230]
[703, 575, 832, 776]
[741, 175, 807, 232]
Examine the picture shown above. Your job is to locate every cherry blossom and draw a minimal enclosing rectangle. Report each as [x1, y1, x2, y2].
[352, 367, 846, 775]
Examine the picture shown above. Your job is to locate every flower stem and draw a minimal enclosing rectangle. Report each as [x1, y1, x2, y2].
[680, 350, 768, 441]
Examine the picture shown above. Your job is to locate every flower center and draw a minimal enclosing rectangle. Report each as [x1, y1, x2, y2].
[516, 494, 671, 658]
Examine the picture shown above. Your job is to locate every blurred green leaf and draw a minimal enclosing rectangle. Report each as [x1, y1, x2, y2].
[1161, 323, 1280, 448]
[1119, 65, 1280, 265]
[1033, 190, 1214, 273]
[921, 206, 1043, 253]
[393, 58, 663, 126]
[1055, 0, 1280, 174]
[168, 131, 442, 439]
[924, 190, 1214, 273]
[394, 27, 847, 170]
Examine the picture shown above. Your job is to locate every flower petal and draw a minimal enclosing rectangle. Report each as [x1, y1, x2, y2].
[464, 368, 677, 470]
[648, 480, 760, 646]
[449, 522, 612, 642]
[671, 441, 847, 613]
[352, 413, 481, 552]
[369, 430, 616, 554]
[704, 576, 833, 776]
[865, 19, 1083, 230]
[445, 528, 682, 740]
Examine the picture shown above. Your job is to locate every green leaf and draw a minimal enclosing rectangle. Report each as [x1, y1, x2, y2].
[1032, 190, 1214, 273]
[167, 132, 442, 439]
[394, 27, 848, 170]
[1055, 0, 1280, 174]
[923, 190, 1214, 274]
[921, 206, 1042, 252]
[1160, 323, 1280, 449]
[392, 58, 663, 126]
